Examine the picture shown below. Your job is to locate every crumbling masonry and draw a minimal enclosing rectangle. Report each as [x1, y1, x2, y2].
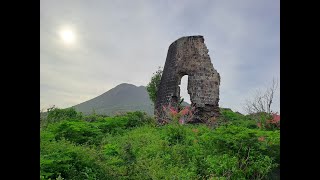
[155, 36, 220, 123]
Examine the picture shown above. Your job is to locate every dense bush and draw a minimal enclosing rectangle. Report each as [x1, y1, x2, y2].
[205, 125, 279, 179]
[47, 107, 82, 122]
[40, 136, 110, 180]
[146, 67, 163, 104]
[40, 109, 280, 179]
[41, 107, 83, 128]
[83, 113, 104, 122]
[48, 121, 103, 145]
[217, 108, 258, 129]
[220, 108, 247, 121]
[125, 111, 155, 127]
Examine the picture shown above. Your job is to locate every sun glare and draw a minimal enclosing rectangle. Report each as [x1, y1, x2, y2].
[59, 28, 76, 44]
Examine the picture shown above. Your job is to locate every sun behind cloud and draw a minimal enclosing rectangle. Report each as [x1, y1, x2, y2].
[59, 27, 76, 45]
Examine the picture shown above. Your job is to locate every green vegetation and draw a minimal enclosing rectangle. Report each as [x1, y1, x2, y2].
[41, 107, 280, 180]
[146, 66, 163, 104]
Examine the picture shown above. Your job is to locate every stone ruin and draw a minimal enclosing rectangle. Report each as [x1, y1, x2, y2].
[155, 35, 220, 124]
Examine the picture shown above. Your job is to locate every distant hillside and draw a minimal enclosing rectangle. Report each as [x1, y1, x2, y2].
[72, 83, 154, 115]
[72, 83, 190, 116]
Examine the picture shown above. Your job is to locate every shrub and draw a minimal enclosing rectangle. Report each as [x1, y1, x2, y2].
[92, 111, 154, 135]
[125, 111, 155, 127]
[265, 113, 280, 130]
[46, 107, 82, 124]
[146, 66, 163, 104]
[205, 154, 240, 179]
[230, 119, 259, 129]
[220, 108, 247, 121]
[214, 108, 257, 129]
[205, 125, 280, 179]
[48, 121, 103, 145]
[163, 124, 187, 145]
[254, 112, 280, 131]
[161, 105, 195, 125]
[40, 138, 109, 180]
[94, 116, 129, 134]
[83, 114, 104, 122]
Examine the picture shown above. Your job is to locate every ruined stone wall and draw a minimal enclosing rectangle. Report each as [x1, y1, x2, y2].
[155, 36, 220, 123]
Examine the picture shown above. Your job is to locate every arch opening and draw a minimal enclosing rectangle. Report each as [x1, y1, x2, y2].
[179, 75, 191, 107]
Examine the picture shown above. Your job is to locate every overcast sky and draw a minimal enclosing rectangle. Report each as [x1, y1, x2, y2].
[40, 0, 280, 114]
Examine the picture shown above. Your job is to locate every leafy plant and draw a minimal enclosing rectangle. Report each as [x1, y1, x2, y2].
[46, 107, 82, 124]
[40, 138, 109, 180]
[206, 125, 279, 179]
[161, 104, 195, 125]
[146, 66, 163, 105]
[49, 121, 102, 145]
[256, 112, 280, 130]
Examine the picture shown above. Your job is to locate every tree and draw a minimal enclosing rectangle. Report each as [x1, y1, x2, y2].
[146, 66, 163, 105]
[244, 78, 279, 115]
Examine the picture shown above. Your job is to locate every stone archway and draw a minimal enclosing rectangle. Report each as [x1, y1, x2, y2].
[155, 36, 220, 124]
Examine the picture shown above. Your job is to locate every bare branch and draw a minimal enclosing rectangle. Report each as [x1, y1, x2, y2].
[243, 78, 279, 115]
